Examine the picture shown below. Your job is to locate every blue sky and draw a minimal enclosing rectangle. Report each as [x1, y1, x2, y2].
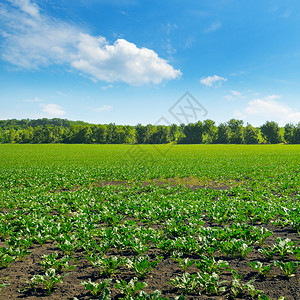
[0, 0, 300, 126]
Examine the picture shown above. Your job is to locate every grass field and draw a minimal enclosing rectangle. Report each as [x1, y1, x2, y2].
[0, 144, 300, 299]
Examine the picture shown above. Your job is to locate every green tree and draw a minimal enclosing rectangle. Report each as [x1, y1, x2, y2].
[228, 119, 244, 144]
[203, 119, 217, 144]
[181, 121, 204, 144]
[294, 123, 300, 144]
[135, 124, 147, 144]
[124, 126, 136, 144]
[260, 121, 282, 144]
[284, 123, 295, 144]
[93, 125, 107, 144]
[216, 123, 230, 144]
[244, 123, 259, 144]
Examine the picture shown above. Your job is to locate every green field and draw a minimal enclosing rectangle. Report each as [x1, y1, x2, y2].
[0, 144, 300, 299]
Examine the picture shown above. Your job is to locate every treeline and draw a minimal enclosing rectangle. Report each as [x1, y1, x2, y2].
[0, 118, 299, 144]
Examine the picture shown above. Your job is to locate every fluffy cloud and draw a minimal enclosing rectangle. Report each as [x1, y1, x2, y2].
[244, 95, 300, 125]
[0, 0, 181, 85]
[224, 90, 244, 101]
[41, 104, 65, 116]
[200, 75, 227, 87]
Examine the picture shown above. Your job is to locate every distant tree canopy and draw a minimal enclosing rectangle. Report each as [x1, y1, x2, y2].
[0, 118, 299, 144]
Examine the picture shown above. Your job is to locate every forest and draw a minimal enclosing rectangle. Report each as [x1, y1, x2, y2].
[0, 118, 299, 144]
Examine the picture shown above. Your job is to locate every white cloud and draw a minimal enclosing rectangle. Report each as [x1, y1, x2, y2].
[41, 103, 65, 116]
[9, 0, 40, 17]
[93, 105, 113, 112]
[200, 75, 227, 87]
[0, 1, 181, 85]
[224, 90, 244, 101]
[243, 95, 300, 125]
[203, 21, 222, 33]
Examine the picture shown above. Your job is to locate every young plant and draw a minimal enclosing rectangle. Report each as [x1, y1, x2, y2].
[273, 238, 295, 260]
[230, 270, 244, 298]
[0, 247, 16, 268]
[126, 255, 162, 279]
[253, 227, 273, 246]
[195, 255, 229, 274]
[243, 280, 263, 299]
[196, 272, 227, 296]
[91, 256, 124, 277]
[115, 277, 147, 300]
[81, 278, 111, 298]
[275, 260, 299, 277]
[137, 290, 169, 300]
[11, 247, 32, 261]
[169, 272, 198, 294]
[258, 246, 276, 260]
[248, 261, 274, 276]
[220, 239, 252, 258]
[29, 268, 63, 295]
[292, 246, 300, 260]
[56, 235, 81, 255]
[40, 252, 75, 273]
[175, 257, 194, 272]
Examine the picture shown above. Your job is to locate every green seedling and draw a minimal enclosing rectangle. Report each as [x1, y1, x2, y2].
[195, 255, 229, 274]
[126, 255, 162, 279]
[175, 257, 195, 272]
[275, 260, 299, 277]
[196, 272, 227, 296]
[91, 256, 124, 277]
[273, 238, 295, 260]
[40, 252, 75, 273]
[248, 261, 274, 276]
[81, 278, 111, 298]
[115, 277, 147, 299]
[137, 290, 169, 300]
[258, 246, 276, 260]
[169, 272, 198, 294]
[29, 268, 63, 294]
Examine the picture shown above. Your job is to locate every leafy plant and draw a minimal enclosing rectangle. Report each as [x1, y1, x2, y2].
[243, 280, 263, 298]
[258, 246, 276, 260]
[195, 255, 229, 274]
[29, 268, 63, 294]
[169, 272, 198, 294]
[275, 260, 299, 277]
[175, 257, 194, 272]
[40, 252, 75, 273]
[126, 255, 162, 279]
[248, 261, 274, 276]
[90, 256, 124, 277]
[273, 238, 295, 260]
[81, 278, 111, 298]
[292, 246, 300, 260]
[115, 277, 147, 299]
[220, 239, 252, 258]
[196, 272, 227, 296]
[0, 247, 16, 268]
[230, 270, 244, 297]
[136, 290, 169, 300]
